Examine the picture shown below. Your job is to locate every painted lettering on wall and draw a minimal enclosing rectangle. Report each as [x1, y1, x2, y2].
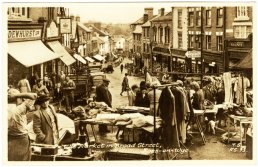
[8, 29, 42, 41]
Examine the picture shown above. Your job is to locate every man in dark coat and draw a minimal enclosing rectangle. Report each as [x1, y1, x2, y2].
[33, 95, 59, 145]
[96, 78, 112, 133]
[120, 73, 129, 96]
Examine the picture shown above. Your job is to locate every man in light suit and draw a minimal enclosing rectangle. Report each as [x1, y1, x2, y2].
[33, 95, 59, 145]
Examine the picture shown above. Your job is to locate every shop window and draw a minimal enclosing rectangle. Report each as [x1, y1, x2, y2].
[178, 10, 182, 28]
[153, 27, 157, 42]
[206, 10, 211, 26]
[165, 27, 170, 44]
[178, 32, 183, 49]
[217, 36, 223, 51]
[189, 35, 195, 48]
[217, 8, 223, 27]
[206, 35, 211, 50]
[196, 11, 201, 26]
[189, 12, 194, 27]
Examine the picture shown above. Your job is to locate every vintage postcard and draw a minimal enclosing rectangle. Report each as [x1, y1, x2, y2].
[2, 0, 256, 166]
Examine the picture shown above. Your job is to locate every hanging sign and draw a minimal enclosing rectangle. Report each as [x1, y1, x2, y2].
[60, 18, 71, 34]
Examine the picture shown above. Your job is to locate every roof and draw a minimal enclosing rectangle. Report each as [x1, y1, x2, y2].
[77, 22, 92, 32]
[89, 25, 109, 36]
[142, 15, 159, 27]
[151, 12, 172, 22]
[131, 17, 144, 25]
[92, 36, 105, 44]
[133, 25, 142, 34]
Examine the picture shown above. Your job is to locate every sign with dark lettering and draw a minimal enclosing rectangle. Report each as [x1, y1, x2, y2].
[8, 29, 42, 42]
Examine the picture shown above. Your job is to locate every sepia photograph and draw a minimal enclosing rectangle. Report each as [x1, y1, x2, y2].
[2, 0, 256, 165]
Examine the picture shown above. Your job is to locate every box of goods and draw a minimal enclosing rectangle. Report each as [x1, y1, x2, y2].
[41, 145, 58, 155]
[123, 128, 143, 143]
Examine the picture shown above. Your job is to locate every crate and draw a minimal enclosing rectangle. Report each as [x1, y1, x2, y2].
[123, 128, 143, 143]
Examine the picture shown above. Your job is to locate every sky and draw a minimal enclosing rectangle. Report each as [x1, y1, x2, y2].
[68, 3, 173, 24]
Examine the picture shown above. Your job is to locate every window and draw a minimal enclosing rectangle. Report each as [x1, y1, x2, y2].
[147, 28, 149, 38]
[178, 32, 183, 49]
[237, 6, 248, 18]
[8, 7, 28, 19]
[189, 35, 195, 48]
[217, 36, 223, 51]
[206, 35, 211, 50]
[234, 25, 252, 38]
[165, 27, 170, 44]
[153, 27, 157, 42]
[147, 44, 149, 53]
[143, 43, 146, 52]
[159, 27, 163, 43]
[217, 8, 223, 26]
[178, 10, 182, 28]
[196, 35, 202, 49]
[189, 12, 194, 27]
[206, 10, 211, 26]
[196, 11, 201, 26]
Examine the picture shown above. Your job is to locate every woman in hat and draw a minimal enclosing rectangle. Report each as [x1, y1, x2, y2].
[8, 89, 37, 161]
[33, 95, 59, 145]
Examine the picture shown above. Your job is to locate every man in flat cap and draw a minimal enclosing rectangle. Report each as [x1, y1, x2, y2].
[95, 78, 112, 133]
[8, 88, 37, 161]
[33, 95, 59, 145]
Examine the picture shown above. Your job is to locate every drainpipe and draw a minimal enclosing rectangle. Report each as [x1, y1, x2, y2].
[200, 7, 204, 88]
[223, 7, 227, 72]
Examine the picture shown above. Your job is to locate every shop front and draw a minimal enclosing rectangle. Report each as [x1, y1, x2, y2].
[8, 22, 60, 86]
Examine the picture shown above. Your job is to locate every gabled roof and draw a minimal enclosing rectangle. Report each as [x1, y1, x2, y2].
[92, 36, 105, 44]
[131, 17, 144, 25]
[77, 22, 92, 32]
[89, 25, 109, 36]
[142, 15, 159, 27]
[133, 25, 142, 34]
[151, 12, 172, 22]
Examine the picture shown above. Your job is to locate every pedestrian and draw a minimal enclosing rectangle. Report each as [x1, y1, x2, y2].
[120, 64, 124, 74]
[96, 78, 112, 133]
[43, 74, 53, 95]
[32, 79, 49, 96]
[57, 70, 66, 85]
[17, 73, 31, 93]
[33, 95, 59, 145]
[191, 81, 204, 110]
[135, 81, 150, 108]
[53, 82, 64, 111]
[120, 73, 129, 96]
[62, 76, 76, 113]
[30, 71, 39, 89]
[128, 84, 139, 106]
[8, 88, 37, 161]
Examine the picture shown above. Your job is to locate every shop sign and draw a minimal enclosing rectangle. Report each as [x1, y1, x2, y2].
[227, 40, 252, 49]
[228, 41, 244, 48]
[60, 18, 71, 34]
[71, 41, 79, 48]
[47, 21, 59, 38]
[8, 29, 42, 42]
[185, 50, 201, 59]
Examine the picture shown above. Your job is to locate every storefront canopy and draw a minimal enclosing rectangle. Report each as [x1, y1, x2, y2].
[73, 54, 86, 64]
[8, 40, 60, 67]
[93, 54, 105, 61]
[85, 56, 95, 63]
[47, 41, 76, 66]
[233, 50, 252, 69]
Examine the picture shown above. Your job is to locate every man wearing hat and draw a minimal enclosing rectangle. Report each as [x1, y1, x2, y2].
[33, 95, 59, 145]
[95, 78, 112, 133]
[8, 89, 37, 161]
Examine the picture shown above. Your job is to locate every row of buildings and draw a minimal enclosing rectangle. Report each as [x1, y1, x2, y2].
[7, 7, 127, 86]
[130, 6, 253, 75]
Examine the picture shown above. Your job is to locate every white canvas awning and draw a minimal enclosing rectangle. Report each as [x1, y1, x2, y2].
[73, 54, 86, 64]
[85, 56, 95, 63]
[8, 40, 60, 67]
[93, 54, 105, 61]
[47, 41, 76, 66]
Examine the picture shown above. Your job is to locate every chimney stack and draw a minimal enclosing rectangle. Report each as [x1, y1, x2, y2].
[70, 15, 74, 21]
[144, 7, 153, 18]
[159, 8, 165, 16]
[75, 15, 80, 22]
[143, 14, 148, 23]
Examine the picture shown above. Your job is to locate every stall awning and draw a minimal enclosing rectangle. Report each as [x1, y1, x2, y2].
[47, 41, 76, 66]
[93, 54, 105, 61]
[8, 40, 60, 67]
[85, 56, 95, 63]
[73, 54, 86, 64]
